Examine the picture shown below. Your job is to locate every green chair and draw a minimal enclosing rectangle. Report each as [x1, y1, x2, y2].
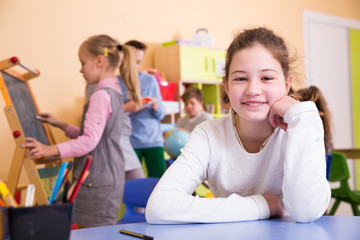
[328, 151, 360, 215]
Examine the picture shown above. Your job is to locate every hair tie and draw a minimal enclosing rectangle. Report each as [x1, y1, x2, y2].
[104, 47, 108, 57]
[117, 45, 123, 51]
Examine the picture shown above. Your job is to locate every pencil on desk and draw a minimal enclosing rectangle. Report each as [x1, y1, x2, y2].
[119, 230, 153, 240]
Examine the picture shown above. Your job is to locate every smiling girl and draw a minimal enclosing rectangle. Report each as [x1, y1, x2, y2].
[145, 27, 331, 224]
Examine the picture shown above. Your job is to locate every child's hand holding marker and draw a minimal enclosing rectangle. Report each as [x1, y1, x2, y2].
[36, 113, 68, 131]
[142, 96, 158, 111]
[142, 97, 152, 104]
[142, 97, 153, 107]
[19, 113, 63, 160]
[137, 97, 153, 111]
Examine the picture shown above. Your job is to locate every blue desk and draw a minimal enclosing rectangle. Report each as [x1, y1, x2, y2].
[70, 216, 360, 240]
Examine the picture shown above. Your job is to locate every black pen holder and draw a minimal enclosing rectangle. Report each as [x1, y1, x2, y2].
[0, 203, 73, 240]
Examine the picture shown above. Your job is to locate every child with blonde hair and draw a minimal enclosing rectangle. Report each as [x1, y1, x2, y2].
[85, 44, 145, 181]
[22, 34, 136, 227]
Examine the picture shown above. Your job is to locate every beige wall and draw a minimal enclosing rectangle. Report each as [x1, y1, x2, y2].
[0, 0, 359, 182]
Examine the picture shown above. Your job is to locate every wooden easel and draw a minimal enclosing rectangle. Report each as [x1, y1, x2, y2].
[0, 57, 61, 205]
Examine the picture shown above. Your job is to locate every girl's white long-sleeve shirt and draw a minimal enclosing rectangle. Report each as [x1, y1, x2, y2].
[145, 101, 331, 224]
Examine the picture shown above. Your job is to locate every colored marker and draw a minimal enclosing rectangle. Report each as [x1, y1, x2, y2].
[0, 197, 5, 207]
[0, 181, 18, 207]
[69, 170, 89, 203]
[25, 184, 35, 207]
[54, 161, 73, 200]
[62, 180, 70, 203]
[69, 155, 92, 202]
[48, 161, 68, 204]
[119, 230, 153, 240]
[67, 180, 77, 201]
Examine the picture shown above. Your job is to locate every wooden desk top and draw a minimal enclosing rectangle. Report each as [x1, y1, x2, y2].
[333, 148, 360, 159]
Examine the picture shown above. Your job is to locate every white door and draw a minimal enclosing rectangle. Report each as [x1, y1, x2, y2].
[304, 10, 360, 189]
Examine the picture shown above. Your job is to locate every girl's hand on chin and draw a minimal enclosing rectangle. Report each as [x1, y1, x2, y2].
[269, 96, 299, 131]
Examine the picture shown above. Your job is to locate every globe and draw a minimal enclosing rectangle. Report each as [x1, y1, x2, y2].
[164, 129, 190, 159]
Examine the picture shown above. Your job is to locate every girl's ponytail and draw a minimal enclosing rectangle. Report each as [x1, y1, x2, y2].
[120, 45, 142, 105]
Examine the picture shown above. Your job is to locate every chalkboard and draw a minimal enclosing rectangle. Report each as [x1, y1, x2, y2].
[1, 71, 50, 145]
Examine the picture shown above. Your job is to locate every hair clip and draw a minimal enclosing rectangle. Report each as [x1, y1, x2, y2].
[117, 45, 123, 51]
[104, 47, 108, 57]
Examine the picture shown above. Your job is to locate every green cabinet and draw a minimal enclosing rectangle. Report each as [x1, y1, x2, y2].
[179, 46, 225, 82]
[154, 44, 226, 119]
[154, 44, 225, 83]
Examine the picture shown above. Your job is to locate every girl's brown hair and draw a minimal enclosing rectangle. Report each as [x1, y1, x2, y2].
[224, 27, 296, 84]
[290, 85, 334, 154]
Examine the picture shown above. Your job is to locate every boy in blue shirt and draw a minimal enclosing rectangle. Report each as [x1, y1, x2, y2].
[121, 40, 166, 178]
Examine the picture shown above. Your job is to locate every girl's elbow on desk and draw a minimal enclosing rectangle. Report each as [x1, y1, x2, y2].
[290, 210, 326, 223]
[145, 190, 185, 224]
[145, 202, 171, 224]
[285, 196, 330, 223]
[145, 193, 168, 224]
